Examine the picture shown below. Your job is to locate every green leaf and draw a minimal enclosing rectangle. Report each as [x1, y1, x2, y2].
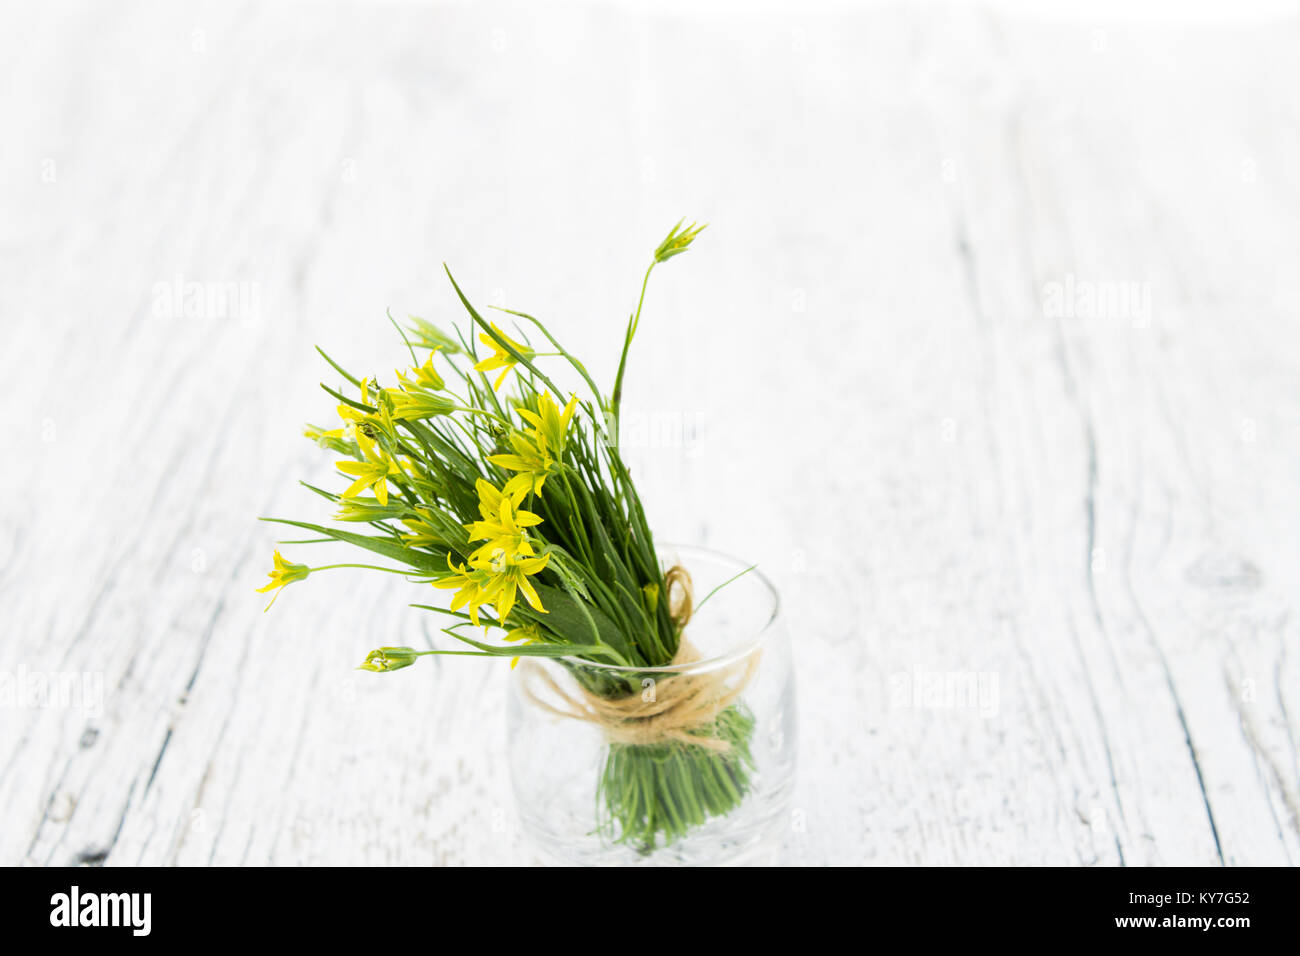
[386, 308, 419, 367]
[321, 382, 376, 414]
[316, 346, 363, 388]
[488, 305, 606, 406]
[260, 517, 446, 572]
[443, 265, 564, 397]
[527, 583, 633, 658]
[441, 629, 610, 660]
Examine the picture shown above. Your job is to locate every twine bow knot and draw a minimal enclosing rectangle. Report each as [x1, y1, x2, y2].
[517, 566, 759, 752]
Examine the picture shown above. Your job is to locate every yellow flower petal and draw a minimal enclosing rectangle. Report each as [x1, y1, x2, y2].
[341, 476, 371, 498]
[518, 574, 545, 612]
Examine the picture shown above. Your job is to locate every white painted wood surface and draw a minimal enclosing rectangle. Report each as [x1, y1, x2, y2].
[2, 0, 1297, 866]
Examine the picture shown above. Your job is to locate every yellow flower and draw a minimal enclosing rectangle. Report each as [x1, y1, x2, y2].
[337, 431, 401, 505]
[396, 353, 445, 392]
[490, 430, 554, 498]
[478, 551, 549, 624]
[336, 378, 395, 439]
[505, 623, 542, 642]
[419, 490, 550, 633]
[473, 477, 526, 519]
[255, 550, 309, 610]
[431, 559, 493, 626]
[467, 493, 543, 565]
[504, 623, 544, 669]
[335, 377, 371, 428]
[385, 354, 454, 421]
[489, 393, 577, 497]
[473, 323, 533, 391]
[517, 392, 579, 455]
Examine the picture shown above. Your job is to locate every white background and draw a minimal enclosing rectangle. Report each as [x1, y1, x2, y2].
[2, 0, 1298, 865]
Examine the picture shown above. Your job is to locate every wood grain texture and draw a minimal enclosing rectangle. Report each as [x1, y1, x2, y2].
[1, 0, 1297, 866]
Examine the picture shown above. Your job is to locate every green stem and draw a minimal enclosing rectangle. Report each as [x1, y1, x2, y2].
[310, 563, 417, 575]
[609, 262, 656, 448]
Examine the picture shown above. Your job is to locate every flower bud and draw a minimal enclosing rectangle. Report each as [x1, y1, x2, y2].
[357, 646, 421, 673]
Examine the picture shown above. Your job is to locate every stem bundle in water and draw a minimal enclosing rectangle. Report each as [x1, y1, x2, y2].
[598, 704, 756, 852]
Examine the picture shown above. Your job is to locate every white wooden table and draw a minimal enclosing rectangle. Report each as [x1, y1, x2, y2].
[2, 0, 1297, 866]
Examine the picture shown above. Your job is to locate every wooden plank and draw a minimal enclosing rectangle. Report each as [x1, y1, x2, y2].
[0, 2, 1295, 865]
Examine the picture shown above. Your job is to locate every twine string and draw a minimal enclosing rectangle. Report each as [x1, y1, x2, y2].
[517, 565, 759, 753]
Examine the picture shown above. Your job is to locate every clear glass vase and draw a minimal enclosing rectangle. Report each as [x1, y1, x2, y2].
[507, 544, 796, 866]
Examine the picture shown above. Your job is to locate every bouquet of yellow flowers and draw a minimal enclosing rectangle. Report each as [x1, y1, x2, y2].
[260, 221, 758, 852]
